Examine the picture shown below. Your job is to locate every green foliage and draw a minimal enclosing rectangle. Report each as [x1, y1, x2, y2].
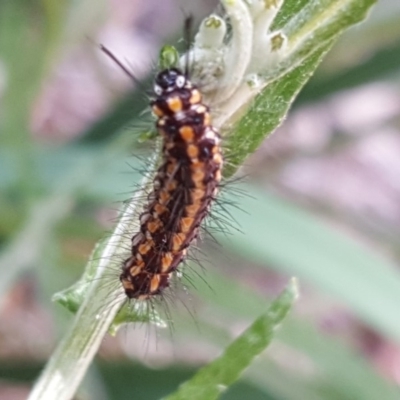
[164, 280, 297, 400]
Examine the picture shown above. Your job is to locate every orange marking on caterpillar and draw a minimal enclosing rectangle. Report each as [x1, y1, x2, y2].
[138, 241, 153, 255]
[203, 112, 211, 126]
[167, 96, 183, 113]
[154, 203, 168, 216]
[187, 144, 199, 159]
[150, 275, 161, 293]
[189, 89, 201, 104]
[147, 219, 163, 233]
[180, 217, 194, 233]
[185, 203, 201, 217]
[190, 188, 205, 203]
[159, 190, 171, 205]
[152, 105, 164, 117]
[172, 233, 186, 252]
[129, 265, 142, 277]
[161, 252, 173, 272]
[180, 125, 195, 142]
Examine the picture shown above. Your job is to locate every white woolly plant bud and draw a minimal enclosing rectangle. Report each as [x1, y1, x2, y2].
[183, 0, 288, 129]
[249, 0, 287, 72]
[248, 0, 284, 23]
[211, 0, 254, 105]
[195, 14, 227, 48]
[249, 30, 288, 73]
[181, 15, 227, 92]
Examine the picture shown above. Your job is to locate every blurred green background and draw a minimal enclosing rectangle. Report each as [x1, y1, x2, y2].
[1, 0, 400, 399]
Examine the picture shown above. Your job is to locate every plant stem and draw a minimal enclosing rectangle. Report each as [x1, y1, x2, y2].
[28, 149, 160, 400]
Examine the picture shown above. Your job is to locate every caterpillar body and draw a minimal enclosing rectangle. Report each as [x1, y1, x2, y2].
[120, 67, 223, 300]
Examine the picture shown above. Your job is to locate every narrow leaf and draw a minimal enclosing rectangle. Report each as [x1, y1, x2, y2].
[164, 279, 298, 400]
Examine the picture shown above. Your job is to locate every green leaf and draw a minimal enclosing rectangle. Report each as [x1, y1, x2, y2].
[186, 271, 400, 400]
[163, 279, 298, 400]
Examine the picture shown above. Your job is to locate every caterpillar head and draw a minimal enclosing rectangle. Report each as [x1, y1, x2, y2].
[154, 68, 187, 95]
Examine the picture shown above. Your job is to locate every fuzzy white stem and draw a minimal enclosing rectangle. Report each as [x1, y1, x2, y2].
[214, 80, 261, 130]
[212, 0, 253, 104]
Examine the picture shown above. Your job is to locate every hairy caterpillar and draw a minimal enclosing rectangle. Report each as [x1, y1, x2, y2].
[119, 66, 223, 300]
